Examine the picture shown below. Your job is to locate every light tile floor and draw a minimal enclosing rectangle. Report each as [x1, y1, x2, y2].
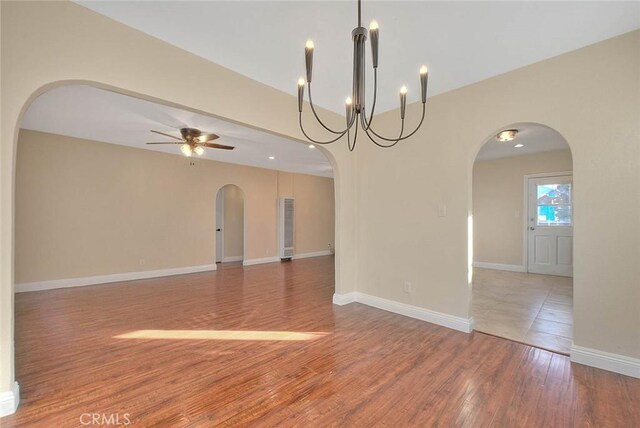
[471, 268, 573, 354]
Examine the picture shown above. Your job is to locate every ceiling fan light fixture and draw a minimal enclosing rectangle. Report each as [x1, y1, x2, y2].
[181, 143, 192, 156]
[496, 129, 518, 142]
[194, 146, 205, 156]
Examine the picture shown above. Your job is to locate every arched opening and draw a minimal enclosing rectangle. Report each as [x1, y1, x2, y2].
[470, 123, 574, 354]
[8, 81, 340, 415]
[215, 184, 245, 264]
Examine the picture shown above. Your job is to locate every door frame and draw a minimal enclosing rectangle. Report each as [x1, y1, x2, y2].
[215, 187, 225, 263]
[522, 171, 572, 272]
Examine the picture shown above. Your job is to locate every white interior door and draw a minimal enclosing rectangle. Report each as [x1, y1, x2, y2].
[215, 188, 224, 263]
[527, 175, 573, 277]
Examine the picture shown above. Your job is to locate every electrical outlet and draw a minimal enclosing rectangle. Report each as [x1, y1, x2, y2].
[403, 281, 412, 293]
[139, 258, 146, 266]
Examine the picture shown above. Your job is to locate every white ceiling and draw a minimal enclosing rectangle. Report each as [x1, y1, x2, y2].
[77, 1, 640, 114]
[21, 85, 333, 177]
[475, 123, 569, 162]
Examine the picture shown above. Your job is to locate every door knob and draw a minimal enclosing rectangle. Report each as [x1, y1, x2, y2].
[529, 227, 535, 231]
[216, 228, 221, 232]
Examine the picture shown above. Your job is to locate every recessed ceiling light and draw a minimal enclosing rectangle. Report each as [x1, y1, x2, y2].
[308, 144, 315, 149]
[514, 143, 524, 148]
[496, 129, 518, 142]
[268, 156, 275, 160]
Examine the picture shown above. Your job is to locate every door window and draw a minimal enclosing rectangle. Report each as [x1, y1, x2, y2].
[536, 183, 572, 226]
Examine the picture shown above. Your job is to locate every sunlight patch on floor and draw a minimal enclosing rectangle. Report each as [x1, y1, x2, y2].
[114, 330, 329, 341]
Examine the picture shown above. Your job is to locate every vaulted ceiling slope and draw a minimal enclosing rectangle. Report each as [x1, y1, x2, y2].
[77, 1, 640, 114]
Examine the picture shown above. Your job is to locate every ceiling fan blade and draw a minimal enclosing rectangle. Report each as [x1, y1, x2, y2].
[150, 130, 183, 141]
[198, 133, 220, 143]
[146, 142, 182, 145]
[202, 142, 235, 150]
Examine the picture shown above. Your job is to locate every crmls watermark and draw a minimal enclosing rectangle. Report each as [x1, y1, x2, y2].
[79, 413, 132, 426]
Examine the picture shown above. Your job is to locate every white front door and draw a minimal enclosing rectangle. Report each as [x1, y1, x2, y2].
[527, 175, 573, 277]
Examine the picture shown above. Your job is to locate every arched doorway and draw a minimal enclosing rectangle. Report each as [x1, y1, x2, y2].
[215, 184, 245, 264]
[470, 123, 574, 354]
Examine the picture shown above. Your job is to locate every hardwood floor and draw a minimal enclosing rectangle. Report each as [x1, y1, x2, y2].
[2, 256, 638, 427]
[472, 268, 574, 354]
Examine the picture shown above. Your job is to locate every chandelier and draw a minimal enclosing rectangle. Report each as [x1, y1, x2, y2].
[297, 0, 429, 151]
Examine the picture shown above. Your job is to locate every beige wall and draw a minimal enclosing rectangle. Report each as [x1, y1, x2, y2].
[15, 130, 334, 283]
[473, 150, 573, 266]
[356, 30, 639, 360]
[221, 185, 244, 260]
[1, 0, 639, 396]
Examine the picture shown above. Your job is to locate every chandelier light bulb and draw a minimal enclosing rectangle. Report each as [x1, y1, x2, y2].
[298, 77, 305, 87]
[181, 144, 192, 156]
[369, 20, 378, 31]
[420, 65, 428, 75]
[400, 85, 408, 95]
[346, 97, 353, 105]
[194, 146, 204, 156]
[305, 40, 314, 83]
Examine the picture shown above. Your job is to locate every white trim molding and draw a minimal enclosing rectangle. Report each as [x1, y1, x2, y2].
[243, 251, 332, 266]
[222, 256, 244, 263]
[15, 264, 217, 293]
[571, 345, 640, 379]
[0, 381, 19, 417]
[333, 292, 357, 305]
[293, 250, 333, 260]
[333, 292, 474, 333]
[473, 262, 526, 273]
[242, 256, 280, 266]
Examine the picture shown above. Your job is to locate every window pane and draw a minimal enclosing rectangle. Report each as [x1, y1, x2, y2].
[537, 205, 572, 226]
[537, 183, 572, 226]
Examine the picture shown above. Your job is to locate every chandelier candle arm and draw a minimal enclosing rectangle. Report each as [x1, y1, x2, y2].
[359, 107, 405, 148]
[400, 85, 407, 120]
[297, 78, 305, 112]
[366, 103, 426, 143]
[369, 20, 379, 69]
[364, 68, 378, 130]
[305, 40, 314, 83]
[346, 97, 354, 125]
[298, 113, 352, 145]
[420, 65, 429, 103]
[307, 82, 355, 134]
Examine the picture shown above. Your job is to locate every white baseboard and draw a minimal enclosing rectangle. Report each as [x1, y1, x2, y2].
[242, 252, 332, 266]
[242, 257, 280, 266]
[333, 292, 357, 305]
[571, 345, 640, 379]
[473, 262, 526, 273]
[222, 256, 243, 263]
[0, 381, 19, 417]
[292, 250, 333, 260]
[332, 292, 474, 333]
[16, 264, 218, 293]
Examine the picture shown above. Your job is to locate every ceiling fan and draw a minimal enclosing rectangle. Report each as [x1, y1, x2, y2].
[147, 128, 234, 156]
